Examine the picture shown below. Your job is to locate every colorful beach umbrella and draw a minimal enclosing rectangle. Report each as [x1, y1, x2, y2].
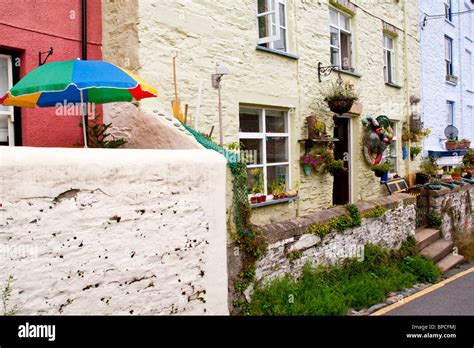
[0, 59, 158, 147]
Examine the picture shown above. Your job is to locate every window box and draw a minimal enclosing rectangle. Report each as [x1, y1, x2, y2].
[250, 195, 299, 208]
[446, 75, 458, 85]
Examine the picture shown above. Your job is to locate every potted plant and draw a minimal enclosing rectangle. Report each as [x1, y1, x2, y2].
[370, 162, 391, 178]
[410, 146, 422, 161]
[327, 159, 346, 176]
[270, 179, 286, 200]
[418, 157, 439, 185]
[322, 79, 359, 115]
[250, 168, 265, 203]
[306, 116, 326, 139]
[451, 166, 463, 180]
[300, 154, 316, 176]
[429, 177, 443, 190]
[445, 139, 458, 151]
[461, 139, 471, 149]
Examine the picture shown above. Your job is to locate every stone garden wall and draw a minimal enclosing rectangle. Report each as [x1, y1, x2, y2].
[253, 193, 416, 284]
[0, 146, 228, 315]
[427, 184, 474, 240]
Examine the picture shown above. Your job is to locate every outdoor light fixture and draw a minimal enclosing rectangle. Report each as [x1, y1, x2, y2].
[212, 62, 230, 146]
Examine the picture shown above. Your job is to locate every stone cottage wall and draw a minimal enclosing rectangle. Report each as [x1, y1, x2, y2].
[253, 193, 416, 284]
[0, 147, 228, 315]
[427, 185, 474, 240]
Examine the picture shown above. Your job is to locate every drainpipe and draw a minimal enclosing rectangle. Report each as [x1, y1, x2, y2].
[457, 0, 464, 138]
[82, 0, 88, 135]
[403, 0, 411, 178]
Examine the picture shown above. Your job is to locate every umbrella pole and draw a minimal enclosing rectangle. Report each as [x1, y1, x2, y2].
[80, 89, 88, 148]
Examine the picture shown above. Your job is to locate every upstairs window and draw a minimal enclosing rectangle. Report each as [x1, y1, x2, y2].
[446, 101, 455, 125]
[329, 8, 353, 71]
[445, 0, 452, 21]
[383, 35, 396, 84]
[256, 0, 288, 52]
[445, 36, 454, 77]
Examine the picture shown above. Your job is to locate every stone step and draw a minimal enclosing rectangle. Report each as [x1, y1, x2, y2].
[436, 254, 465, 273]
[415, 228, 441, 252]
[420, 239, 454, 263]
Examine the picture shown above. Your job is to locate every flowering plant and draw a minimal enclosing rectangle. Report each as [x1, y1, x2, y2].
[300, 153, 317, 166]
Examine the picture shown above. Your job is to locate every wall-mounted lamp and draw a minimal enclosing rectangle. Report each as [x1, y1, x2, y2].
[39, 47, 53, 66]
[212, 62, 231, 146]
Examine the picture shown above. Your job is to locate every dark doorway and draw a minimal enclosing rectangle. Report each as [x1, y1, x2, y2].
[332, 116, 350, 205]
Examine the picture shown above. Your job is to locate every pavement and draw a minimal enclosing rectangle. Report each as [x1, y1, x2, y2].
[379, 262, 474, 316]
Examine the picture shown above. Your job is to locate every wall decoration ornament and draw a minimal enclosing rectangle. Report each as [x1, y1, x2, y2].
[362, 115, 394, 165]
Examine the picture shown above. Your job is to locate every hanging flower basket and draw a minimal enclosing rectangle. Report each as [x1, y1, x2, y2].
[327, 98, 354, 115]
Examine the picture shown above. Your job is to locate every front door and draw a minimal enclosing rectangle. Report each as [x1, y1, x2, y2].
[332, 116, 350, 205]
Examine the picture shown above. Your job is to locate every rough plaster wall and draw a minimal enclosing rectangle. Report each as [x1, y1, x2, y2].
[255, 201, 416, 284]
[0, 147, 228, 315]
[102, 0, 421, 225]
[102, 104, 201, 149]
[420, 0, 474, 151]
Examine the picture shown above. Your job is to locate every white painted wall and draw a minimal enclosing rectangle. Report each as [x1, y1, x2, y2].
[0, 146, 228, 315]
[420, 0, 474, 151]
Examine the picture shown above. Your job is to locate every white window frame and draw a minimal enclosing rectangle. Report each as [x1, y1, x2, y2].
[445, 0, 452, 21]
[445, 36, 454, 77]
[447, 101, 455, 125]
[0, 53, 14, 146]
[239, 106, 291, 197]
[329, 8, 353, 71]
[383, 35, 396, 84]
[256, 0, 288, 52]
[381, 120, 398, 174]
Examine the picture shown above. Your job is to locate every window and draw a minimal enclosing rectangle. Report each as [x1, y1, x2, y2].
[383, 35, 396, 83]
[447, 101, 455, 125]
[256, 0, 288, 52]
[467, 50, 473, 90]
[445, 0, 452, 21]
[445, 36, 454, 77]
[239, 107, 290, 197]
[329, 8, 353, 70]
[381, 121, 398, 174]
[0, 54, 14, 146]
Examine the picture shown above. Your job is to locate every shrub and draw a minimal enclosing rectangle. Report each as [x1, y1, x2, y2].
[427, 213, 442, 228]
[400, 256, 441, 283]
[363, 206, 387, 219]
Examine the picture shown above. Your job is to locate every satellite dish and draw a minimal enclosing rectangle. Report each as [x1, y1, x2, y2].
[444, 125, 459, 140]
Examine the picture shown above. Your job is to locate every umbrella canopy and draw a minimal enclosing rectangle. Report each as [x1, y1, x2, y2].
[0, 60, 157, 107]
[0, 59, 158, 147]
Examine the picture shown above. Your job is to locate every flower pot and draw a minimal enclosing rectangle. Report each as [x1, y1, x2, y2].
[374, 170, 387, 178]
[250, 196, 258, 204]
[327, 98, 354, 115]
[303, 164, 312, 176]
[445, 141, 457, 151]
[260, 195, 267, 203]
[416, 173, 429, 185]
[462, 140, 471, 149]
[380, 172, 389, 182]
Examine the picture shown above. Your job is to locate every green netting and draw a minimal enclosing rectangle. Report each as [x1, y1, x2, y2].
[183, 124, 254, 238]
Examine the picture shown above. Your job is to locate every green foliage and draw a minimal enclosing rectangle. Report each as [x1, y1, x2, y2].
[327, 159, 346, 176]
[250, 168, 264, 195]
[313, 119, 325, 134]
[2, 275, 18, 316]
[80, 121, 127, 148]
[370, 162, 391, 176]
[244, 241, 441, 315]
[410, 146, 422, 160]
[287, 250, 302, 260]
[363, 205, 387, 219]
[419, 157, 439, 177]
[427, 213, 442, 228]
[400, 256, 442, 283]
[307, 205, 361, 238]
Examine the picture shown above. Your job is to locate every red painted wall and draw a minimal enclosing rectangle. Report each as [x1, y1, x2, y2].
[0, 0, 102, 147]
